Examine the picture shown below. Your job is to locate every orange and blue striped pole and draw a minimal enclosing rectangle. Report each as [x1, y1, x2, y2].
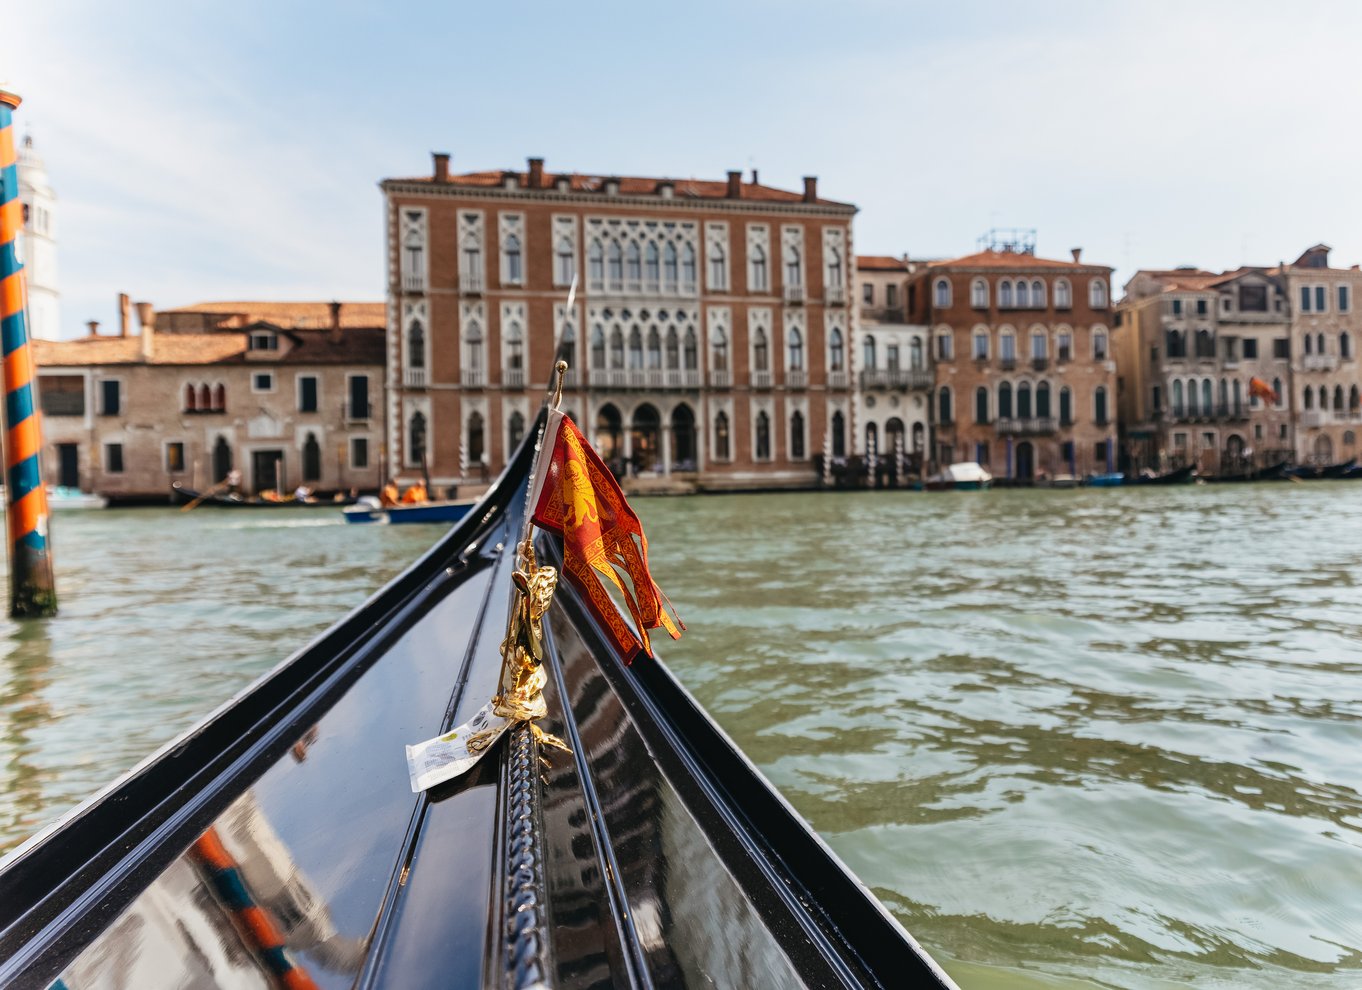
[0, 88, 56, 618]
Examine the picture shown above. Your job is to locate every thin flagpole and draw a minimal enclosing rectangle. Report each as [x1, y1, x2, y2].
[0, 87, 56, 617]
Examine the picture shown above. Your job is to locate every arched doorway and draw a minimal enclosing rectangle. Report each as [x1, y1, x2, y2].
[1015, 441, 1035, 481]
[631, 404, 661, 473]
[885, 417, 905, 454]
[1225, 434, 1246, 470]
[596, 404, 623, 466]
[670, 404, 697, 470]
[212, 436, 233, 483]
[1315, 433, 1334, 462]
[831, 410, 846, 458]
[302, 432, 321, 483]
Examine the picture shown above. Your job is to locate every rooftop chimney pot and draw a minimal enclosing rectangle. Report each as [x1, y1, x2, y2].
[1071, 247, 1083, 263]
[134, 301, 154, 331]
[527, 157, 544, 189]
[726, 170, 742, 198]
[802, 176, 817, 203]
[118, 293, 131, 338]
[432, 152, 450, 183]
[751, 168, 759, 185]
[86, 320, 99, 337]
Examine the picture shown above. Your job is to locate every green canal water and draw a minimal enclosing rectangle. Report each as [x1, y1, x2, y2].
[1, 485, 1361, 989]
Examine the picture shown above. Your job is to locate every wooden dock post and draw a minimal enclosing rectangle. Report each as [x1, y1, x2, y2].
[0, 88, 57, 617]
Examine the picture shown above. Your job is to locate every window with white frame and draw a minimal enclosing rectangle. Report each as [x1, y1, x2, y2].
[1093, 327, 1108, 360]
[782, 226, 804, 287]
[934, 278, 952, 308]
[1000, 280, 1014, 308]
[461, 301, 486, 379]
[750, 308, 772, 372]
[785, 311, 806, 371]
[1089, 277, 1109, 308]
[748, 224, 770, 292]
[1031, 279, 1045, 308]
[252, 371, 275, 393]
[552, 216, 577, 287]
[400, 208, 426, 282]
[1055, 278, 1072, 309]
[972, 328, 989, 360]
[936, 330, 953, 361]
[458, 211, 484, 284]
[500, 213, 525, 285]
[584, 217, 699, 297]
[971, 279, 988, 308]
[823, 227, 845, 295]
[705, 222, 729, 291]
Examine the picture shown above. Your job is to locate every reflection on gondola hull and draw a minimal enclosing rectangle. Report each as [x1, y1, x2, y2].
[0, 410, 957, 989]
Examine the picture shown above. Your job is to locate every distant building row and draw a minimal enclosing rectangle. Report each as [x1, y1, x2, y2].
[27, 150, 1362, 498]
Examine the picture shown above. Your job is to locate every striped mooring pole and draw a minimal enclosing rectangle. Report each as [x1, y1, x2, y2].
[0, 88, 56, 618]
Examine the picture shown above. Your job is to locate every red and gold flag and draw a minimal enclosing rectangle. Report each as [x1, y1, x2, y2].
[1248, 376, 1278, 404]
[532, 413, 681, 662]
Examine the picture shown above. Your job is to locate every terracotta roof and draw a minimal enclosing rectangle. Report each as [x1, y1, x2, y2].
[387, 169, 854, 209]
[34, 326, 385, 368]
[158, 301, 385, 329]
[930, 249, 1108, 271]
[856, 255, 909, 271]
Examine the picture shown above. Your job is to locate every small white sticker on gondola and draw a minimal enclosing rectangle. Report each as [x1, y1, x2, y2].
[405, 702, 510, 792]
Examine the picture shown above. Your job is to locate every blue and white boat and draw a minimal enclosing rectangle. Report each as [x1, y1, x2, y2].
[342, 495, 479, 525]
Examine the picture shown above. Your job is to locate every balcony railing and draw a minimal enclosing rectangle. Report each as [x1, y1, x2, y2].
[1303, 354, 1339, 372]
[1299, 410, 1324, 428]
[860, 307, 904, 324]
[999, 356, 1018, 371]
[997, 417, 1058, 435]
[709, 369, 732, 388]
[343, 400, 373, 422]
[1168, 406, 1249, 423]
[460, 270, 484, 295]
[786, 370, 808, 389]
[752, 370, 773, 389]
[401, 272, 425, 293]
[460, 368, 485, 387]
[404, 368, 427, 388]
[504, 368, 525, 389]
[783, 284, 805, 305]
[860, 369, 934, 390]
[826, 284, 846, 306]
[583, 368, 706, 389]
[827, 370, 850, 389]
[1031, 357, 1049, 371]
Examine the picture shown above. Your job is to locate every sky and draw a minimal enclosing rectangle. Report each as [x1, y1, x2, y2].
[4, 0, 1362, 337]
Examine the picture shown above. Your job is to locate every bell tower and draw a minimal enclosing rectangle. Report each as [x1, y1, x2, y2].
[17, 133, 60, 340]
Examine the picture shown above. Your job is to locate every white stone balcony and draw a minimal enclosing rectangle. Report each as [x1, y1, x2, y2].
[403, 368, 427, 388]
[401, 272, 425, 293]
[997, 417, 1058, 435]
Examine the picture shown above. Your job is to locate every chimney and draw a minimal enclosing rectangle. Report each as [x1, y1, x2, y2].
[432, 152, 450, 183]
[802, 176, 817, 203]
[118, 293, 131, 337]
[527, 157, 544, 189]
[135, 302, 155, 361]
[726, 170, 742, 198]
[1071, 247, 1083, 263]
[751, 168, 759, 185]
[86, 320, 99, 337]
[329, 301, 343, 343]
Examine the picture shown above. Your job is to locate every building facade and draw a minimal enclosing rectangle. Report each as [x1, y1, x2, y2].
[380, 156, 857, 492]
[1281, 244, 1362, 465]
[908, 243, 1118, 481]
[855, 255, 932, 478]
[33, 302, 384, 499]
[1116, 267, 1293, 474]
[17, 134, 60, 340]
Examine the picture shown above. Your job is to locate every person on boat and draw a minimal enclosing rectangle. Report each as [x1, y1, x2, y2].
[401, 480, 429, 504]
[226, 468, 242, 494]
[380, 480, 400, 507]
[293, 485, 312, 502]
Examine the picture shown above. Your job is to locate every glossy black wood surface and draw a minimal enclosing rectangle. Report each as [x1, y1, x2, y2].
[0, 410, 957, 990]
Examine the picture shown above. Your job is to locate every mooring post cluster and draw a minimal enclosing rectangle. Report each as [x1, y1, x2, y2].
[0, 87, 57, 618]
